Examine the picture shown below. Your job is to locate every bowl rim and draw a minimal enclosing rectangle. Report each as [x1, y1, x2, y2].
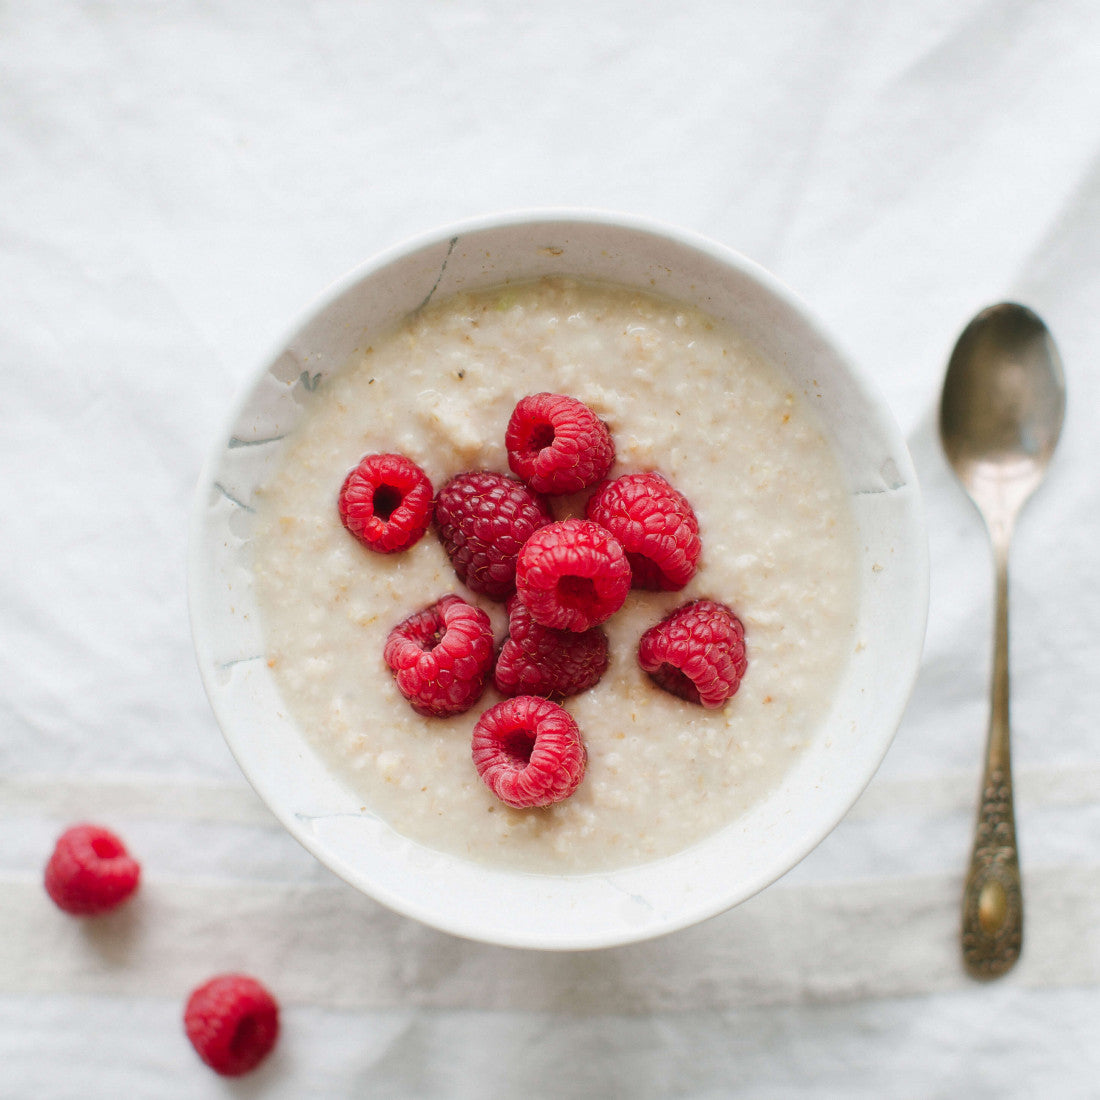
[188, 207, 930, 950]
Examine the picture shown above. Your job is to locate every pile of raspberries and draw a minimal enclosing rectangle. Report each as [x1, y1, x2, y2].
[339, 392, 748, 811]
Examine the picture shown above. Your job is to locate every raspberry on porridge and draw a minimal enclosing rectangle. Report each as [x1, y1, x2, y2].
[434, 470, 554, 601]
[494, 596, 610, 700]
[472, 696, 588, 809]
[586, 471, 702, 591]
[506, 392, 615, 495]
[515, 518, 632, 632]
[638, 598, 748, 708]
[383, 595, 494, 717]
[338, 452, 433, 553]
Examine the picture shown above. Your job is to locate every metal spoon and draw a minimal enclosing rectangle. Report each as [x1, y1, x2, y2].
[939, 302, 1066, 979]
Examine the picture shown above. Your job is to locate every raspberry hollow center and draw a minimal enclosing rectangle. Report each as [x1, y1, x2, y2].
[499, 727, 536, 766]
[557, 574, 599, 612]
[91, 836, 122, 859]
[230, 1014, 261, 1058]
[654, 663, 701, 703]
[528, 422, 556, 453]
[372, 484, 404, 521]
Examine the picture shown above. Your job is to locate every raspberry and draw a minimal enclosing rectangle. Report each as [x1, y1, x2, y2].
[384, 594, 494, 717]
[494, 596, 609, 699]
[638, 599, 748, 708]
[505, 393, 615, 495]
[434, 471, 554, 600]
[472, 696, 587, 808]
[338, 452, 433, 553]
[515, 518, 631, 631]
[44, 824, 141, 915]
[585, 471, 701, 591]
[184, 974, 280, 1077]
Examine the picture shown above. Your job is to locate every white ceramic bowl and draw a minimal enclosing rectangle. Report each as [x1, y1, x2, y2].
[188, 210, 928, 950]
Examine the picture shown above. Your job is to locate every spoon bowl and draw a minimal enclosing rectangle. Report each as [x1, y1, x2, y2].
[939, 302, 1066, 978]
[942, 304, 1066, 518]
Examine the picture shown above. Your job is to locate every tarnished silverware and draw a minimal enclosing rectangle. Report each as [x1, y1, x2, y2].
[939, 302, 1065, 979]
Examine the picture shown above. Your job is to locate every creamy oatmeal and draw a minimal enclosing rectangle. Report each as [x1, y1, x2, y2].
[252, 277, 859, 873]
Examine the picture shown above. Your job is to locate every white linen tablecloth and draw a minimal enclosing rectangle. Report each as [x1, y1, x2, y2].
[2, 2, 1099, 1096]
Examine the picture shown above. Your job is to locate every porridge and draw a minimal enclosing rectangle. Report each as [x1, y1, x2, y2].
[251, 277, 859, 873]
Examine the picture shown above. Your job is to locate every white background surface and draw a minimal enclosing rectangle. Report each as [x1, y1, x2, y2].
[2, 2, 1098, 1096]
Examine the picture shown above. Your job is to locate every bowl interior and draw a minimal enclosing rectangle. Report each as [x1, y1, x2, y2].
[189, 212, 928, 950]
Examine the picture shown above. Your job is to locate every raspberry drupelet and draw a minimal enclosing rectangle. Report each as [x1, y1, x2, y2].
[384, 595, 494, 717]
[505, 392, 615, 495]
[338, 452, 433, 553]
[184, 973, 280, 1077]
[472, 696, 588, 808]
[494, 596, 610, 699]
[515, 518, 631, 632]
[44, 824, 141, 916]
[434, 470, 554, 600]
[637, 599, 748, 708]
[585, 471, 701, 591]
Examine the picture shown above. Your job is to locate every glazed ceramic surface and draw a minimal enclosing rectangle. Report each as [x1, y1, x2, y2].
[189, 210, 928, 949]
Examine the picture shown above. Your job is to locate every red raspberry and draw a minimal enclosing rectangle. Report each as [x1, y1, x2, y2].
[384, 595, 494, 717]
[638, 599, 748, 708]
[434, 471, 554, 600]
[338, 452, 433, 553]
[515, 518, 631, 632]
[494, 596, 609, 699]
[471, 696, 587, 808]
[585, 472, 701, 591]
[44, 824, 141, 915]
[184, 973, 280, 1077]
[505, 393, 615, 495]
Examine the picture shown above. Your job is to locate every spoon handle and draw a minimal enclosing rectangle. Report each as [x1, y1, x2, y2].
[961, 537, 1023, 978]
